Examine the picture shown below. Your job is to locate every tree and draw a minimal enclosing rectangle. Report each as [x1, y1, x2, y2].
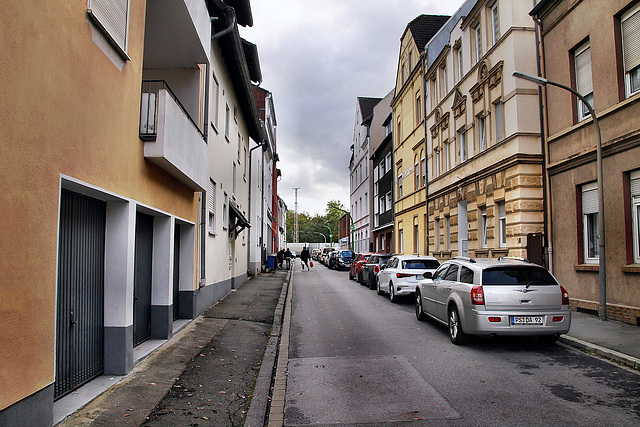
[284, 200, 346, 244]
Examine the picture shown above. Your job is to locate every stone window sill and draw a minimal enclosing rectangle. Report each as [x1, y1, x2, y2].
[575, 264, 599, 272]
[622, 264, 640, 274]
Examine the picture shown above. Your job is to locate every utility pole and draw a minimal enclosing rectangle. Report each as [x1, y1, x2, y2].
[293, 187, 300, 243]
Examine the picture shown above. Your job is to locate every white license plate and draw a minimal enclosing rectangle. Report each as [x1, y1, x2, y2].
[511, 316, 543, 325]
[415, 275, 422, 279]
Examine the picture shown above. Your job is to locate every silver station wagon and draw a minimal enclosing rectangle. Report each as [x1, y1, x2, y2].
[415, 257, 571, 345]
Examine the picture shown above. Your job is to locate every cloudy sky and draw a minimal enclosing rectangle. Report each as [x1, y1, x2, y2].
[240, 0, 465, 216]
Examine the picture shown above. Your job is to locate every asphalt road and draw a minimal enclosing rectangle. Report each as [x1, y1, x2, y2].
[285, 262, 640, 426]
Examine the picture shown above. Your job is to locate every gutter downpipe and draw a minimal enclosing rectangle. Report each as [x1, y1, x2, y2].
[421, 50, 430, 256]
[199, 62, 210, 289]
[248, 133, 265, 276]
[532, 7, 552, 273]
[212, 7, 236, 39]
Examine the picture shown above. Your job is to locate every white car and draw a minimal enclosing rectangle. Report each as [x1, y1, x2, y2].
[377, 255, 440, 302]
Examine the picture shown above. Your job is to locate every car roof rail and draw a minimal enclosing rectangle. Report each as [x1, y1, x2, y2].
[453, 256, 476, 263]
[498, 256, 531, 263]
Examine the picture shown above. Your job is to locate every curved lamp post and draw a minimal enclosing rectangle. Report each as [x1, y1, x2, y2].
[320, 224, 333, 244]
[513, 71, 606, 320]
[330, 207, 354, 251]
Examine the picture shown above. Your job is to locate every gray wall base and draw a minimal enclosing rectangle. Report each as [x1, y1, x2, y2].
[0, 384, 53, 427]
[104, 325, 133, 375]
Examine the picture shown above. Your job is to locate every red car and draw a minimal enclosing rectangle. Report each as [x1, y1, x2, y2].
[349, 253, 374, 282]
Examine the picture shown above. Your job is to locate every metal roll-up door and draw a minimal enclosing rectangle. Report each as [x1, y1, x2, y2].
[133, 212, 153, 347]
[55, 190, 106, 399]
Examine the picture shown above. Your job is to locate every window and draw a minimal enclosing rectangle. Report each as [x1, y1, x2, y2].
[478, 116, 486, 151]
[414, 155, 420, 189]
[223, 193, 228, 230]
[398, 168, 403, 198]
[416, 95, 422, 124]
[421, 154, 426, 186]
[243, 147, 247, 180]
[622, 4, 640, 97]
[385, 153, 392, 172]
[495, 101, 504, 142]
[435, 218, 441, 251]
[441, 65, 448, 97]
[208, 179, 216, 234]
[582, 182, 599, 263]
[402, 63, 406, 84]
[498, 201, 506, 248]
[460, 266, 474, 284]
[414, 224, 419, 253]
[444, 141, 451, 171]
[435, 150, 441, 177]
[211, 73, 220, 131]
[225, 104, 230, 139]
[232, 163, 237, 196]
[386, 192, 392, 211]
[455, 46, 463, 83]
[409, 51, 413, 71]
[88, 0, 130, 56]
[399, 229, 404, 253]
[397, 120, 402, 143]
[480, 207, 488, 248]
[445, 216, 451, 250]
[431, 78, 438, 106]
[459, 128, 467, 162]
[631, 170, 640, 263]
[444, 264, 459, 281]
[491, 2, 500, 46]
[574, 41, 594, 121]
[475, 23, 482, 62]
[237, 134, 241, 161]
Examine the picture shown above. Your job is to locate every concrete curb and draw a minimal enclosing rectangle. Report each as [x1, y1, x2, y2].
[559, 335, 640, 370]
[245, 266, 292, 427]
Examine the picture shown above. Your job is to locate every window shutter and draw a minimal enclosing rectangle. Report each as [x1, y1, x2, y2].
[208, 180, 216, 212]
[575, 44, 593, 96]
[582, 183, 598, 215]
[89, 0, 129, 52]
[631, 170, 640, 197]
[623, 8, 640, 73]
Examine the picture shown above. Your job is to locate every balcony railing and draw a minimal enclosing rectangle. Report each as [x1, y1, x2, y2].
[140, 80, 205, 141]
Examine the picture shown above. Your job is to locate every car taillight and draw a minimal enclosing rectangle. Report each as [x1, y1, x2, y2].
[373, 265, 380, 273]
[471, 285, 485, 305]
[396, 273, 413, 278]
[560, 286, 570, 305]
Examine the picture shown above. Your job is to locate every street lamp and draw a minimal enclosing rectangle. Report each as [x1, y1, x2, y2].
[513, 71, 607, 320]
[313, 232, 327, 244]
[320, 224, 333, 244]
[331, 207, 354, 251]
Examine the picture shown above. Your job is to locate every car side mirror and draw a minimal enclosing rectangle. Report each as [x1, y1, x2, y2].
[422, 272, 433, 279]
[380, 265, 386, 270]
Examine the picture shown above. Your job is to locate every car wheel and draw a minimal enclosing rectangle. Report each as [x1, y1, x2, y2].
[376, 277, 384, 295]
[358, 272, 365, 285]
[368, 277, 376, 290]
[348, 270, 353, 280]
[539, 334, 560, 345]
[389, 282, 397, 303]
[448, 306, 469, 345]
[415, 290, 427, 321]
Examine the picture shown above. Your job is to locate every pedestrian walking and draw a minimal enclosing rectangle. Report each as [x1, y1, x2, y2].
[300, 247, 311, 270]
[276, 249, 285, 269]
[284, 248, 292, 269]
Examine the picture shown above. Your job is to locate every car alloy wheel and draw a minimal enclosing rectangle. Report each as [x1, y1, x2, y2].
[389, 282, 397, 303]
[376, 277, 384, 295]
[415, 290, 427, 321]
[448, 306, 469, 345]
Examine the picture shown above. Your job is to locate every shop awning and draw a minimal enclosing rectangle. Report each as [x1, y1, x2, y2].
[229, 202, 250, 238]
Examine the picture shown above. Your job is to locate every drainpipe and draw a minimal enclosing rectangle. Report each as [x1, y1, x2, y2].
[248, 136, 265, 276]
[421, 50, 430, 256]
[200, 192, 206, 288]
[532, 7, 552, 272]
[212, 7, 236, 39]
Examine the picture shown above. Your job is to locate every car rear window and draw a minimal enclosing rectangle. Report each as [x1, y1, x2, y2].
[482, 266, 558, 286]
[340, 251, 354, 258]
[403, 260, 440, 269]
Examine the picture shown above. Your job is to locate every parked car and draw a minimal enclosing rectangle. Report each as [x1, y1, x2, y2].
[377, 255, 440, 302]
[360, 254, 392, 289]
[349, 253, 374, 281]
[312, 248, 322, 261]
[327, 251, 338, 269]
[321, 247, 335, 266]
[335, 250, 355, 271]
[415, 256, 571, 345]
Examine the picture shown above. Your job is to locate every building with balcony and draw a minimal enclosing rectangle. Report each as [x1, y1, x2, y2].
[531, 0, 640, 325]
[204, 2, 264, 307]
[0, 0, 211, 424]
[392, 14, 449, 255]
[350, 97, 381, 253]
[370, 90, 395, 254]
[422, 0, 543, 264]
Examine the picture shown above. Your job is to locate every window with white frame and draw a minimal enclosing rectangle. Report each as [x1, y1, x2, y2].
[414, 155, 420, 189]
[211, 72, 220, 131]
[475, 23, 482, 63]
[480, 206, 488, 248]
[243, 147, 247, 180]
[397, 120, 402, 143]
[574, 41, 594, 121]
[237, 134, 241, 161]
[379, 194, 385, 214]
[582, 182, 599, 263]
[631, 170, 640, 263]
[491, 2, 500, 46]
[223, 192, 228, 230]
[225, 104, 230, 140]
[399, 228, 404, 253]
[208, 179, 217, 234]
[398, 168, 403, 198]
[498, 201, 506, 248]
[435, 218, 441, 251]
[441, 65, 448, 97]
[455, 45, 463, 83]
[416, 94, 422, 125]
[444, 141, 451, 171]
[421, 154, 426, 186]
[386, 192, 392, 211]
[414, 223, 419, 253]
[88, 0, 130, 56]
[458, 128, 467, 162]
[385, 152, 392, 172]
[622, 4, 640, 97]
[445, 215, 451, 250]
[435, 150, 441, 177]
[232, 163, 237, 196]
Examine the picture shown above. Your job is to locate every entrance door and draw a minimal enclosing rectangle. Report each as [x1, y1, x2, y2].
[173, 224, 181, 320]
[133, 212, 153, 347]
[55, 190, 106, 399]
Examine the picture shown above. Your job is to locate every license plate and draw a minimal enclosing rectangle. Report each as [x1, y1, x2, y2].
[511, 316, 543, 325]
[415, 275, 422, 279]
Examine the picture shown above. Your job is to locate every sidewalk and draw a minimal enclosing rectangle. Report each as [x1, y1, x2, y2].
[561, 310, 640, 370]
[58, 267, 291, 426]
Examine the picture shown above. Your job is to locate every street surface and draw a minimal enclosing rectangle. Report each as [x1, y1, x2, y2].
[285, 261, 640, 426]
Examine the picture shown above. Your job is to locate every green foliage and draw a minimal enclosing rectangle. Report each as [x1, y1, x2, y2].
[285, 200, 345, 244]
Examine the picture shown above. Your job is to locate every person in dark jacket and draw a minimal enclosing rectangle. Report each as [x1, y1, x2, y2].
[284, 248, 292, 269]
[300, 247, 311, 270]
[276, 249, 285, 269]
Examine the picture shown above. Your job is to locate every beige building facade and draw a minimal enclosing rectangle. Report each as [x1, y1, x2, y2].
[532, 0, 640, 325]
[424, 0, 544, 262]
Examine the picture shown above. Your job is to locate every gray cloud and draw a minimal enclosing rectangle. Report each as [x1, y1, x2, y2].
[241, 1, 463, 215]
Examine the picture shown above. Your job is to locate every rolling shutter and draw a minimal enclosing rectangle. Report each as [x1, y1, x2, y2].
[582, 182, 598, 215]
[88, 0, 129, 52]
[622, 7, 640, 73]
